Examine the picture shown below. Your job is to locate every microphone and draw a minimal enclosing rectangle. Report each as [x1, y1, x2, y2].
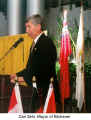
[0, 38, 24, 61]
[12, 38, 24, 48]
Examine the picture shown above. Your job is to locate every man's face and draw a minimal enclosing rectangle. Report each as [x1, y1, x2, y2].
[25, 21, 40, 39]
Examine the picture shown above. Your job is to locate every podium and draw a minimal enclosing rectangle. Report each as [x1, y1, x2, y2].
[0, 75, 34, 113]
[0, 34, 33, 113]
[0, 75, 10, 112]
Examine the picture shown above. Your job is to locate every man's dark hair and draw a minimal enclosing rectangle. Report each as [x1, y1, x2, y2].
[26, 14, 46, 31]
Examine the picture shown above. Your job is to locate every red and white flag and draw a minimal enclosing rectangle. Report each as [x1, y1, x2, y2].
[76, 5, 85, 111]
[8, 82, 23, 113]
[59, 10, 72, 103]
[43, 83, 56, 113]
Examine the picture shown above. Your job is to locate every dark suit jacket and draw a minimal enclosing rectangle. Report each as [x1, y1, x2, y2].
[17, 33, 60, 103]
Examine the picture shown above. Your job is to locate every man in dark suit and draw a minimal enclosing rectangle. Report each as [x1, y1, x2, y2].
[11, 14, 60, 105]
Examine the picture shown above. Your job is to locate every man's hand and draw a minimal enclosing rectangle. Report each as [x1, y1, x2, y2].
[18, 77, 24, 82]
[10, 74, 24, 83]
[10, 74, 17, 83]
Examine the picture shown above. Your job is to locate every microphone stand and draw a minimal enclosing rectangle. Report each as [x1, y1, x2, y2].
[0, 46, 15, 62]
[0, 38, 24, 62]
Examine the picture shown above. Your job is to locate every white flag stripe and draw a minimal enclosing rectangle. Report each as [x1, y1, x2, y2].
[43, 83, 53, 113]
[76, 56, 84, 110]
[14, 82, 23, 113]
[76, 6, 84, 111]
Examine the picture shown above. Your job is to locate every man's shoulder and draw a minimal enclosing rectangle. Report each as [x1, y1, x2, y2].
[40, 33, 52, 43]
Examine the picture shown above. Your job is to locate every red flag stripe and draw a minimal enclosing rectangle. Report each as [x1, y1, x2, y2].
[8, 88, 17, 112]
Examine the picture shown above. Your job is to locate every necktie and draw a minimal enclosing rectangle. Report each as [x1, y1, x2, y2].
[31, 41, 35, 52]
